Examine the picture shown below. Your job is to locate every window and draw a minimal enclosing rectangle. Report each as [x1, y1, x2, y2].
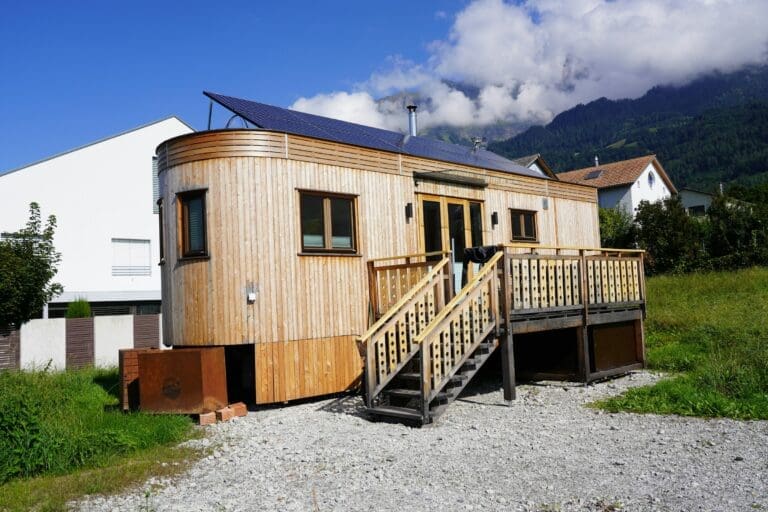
[648, 171, 656, 188]
[510, 209, 537, 242]
[112, 239, 151, 276]
[178, 190, 208, 258]
[158, 199, 164, 263]
[299, 191, 357, 253]
[152, 156, 160, 214]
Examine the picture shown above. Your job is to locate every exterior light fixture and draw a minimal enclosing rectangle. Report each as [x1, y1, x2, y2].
[405, 202, 413, 222]
[491, 211, 499, 228]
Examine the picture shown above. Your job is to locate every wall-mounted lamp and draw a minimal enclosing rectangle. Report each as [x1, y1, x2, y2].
[542, 198, 549, 210]
[491, 211, 499, 228]
[405, 202, 413, 222]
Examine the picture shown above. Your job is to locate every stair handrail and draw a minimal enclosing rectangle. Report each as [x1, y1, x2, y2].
[359, 256, 452, 407]
[415, 251, 504, 416]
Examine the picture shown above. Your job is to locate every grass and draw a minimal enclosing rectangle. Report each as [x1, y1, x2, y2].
[0, 367, 198, 509]
[597, 267, 768, 419]
[0, 444, 199, 512]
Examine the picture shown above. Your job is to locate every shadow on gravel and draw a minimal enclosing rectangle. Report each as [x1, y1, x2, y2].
[316, 393, 368, 418]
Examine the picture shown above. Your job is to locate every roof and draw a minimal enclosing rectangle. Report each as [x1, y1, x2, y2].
[0, 116, 194, 178]
[204, 91, 546, 180]
[511, 153, 557, 179]
[556, 155, 678, 194]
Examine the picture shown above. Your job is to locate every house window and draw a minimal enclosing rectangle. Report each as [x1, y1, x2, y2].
[299, 191, 357, 253]
[510, 209, 537, 242]
[178, 189, 207, 258]
[112, 239, 151, 276]
[648, 171, 656, 188]
[158, 199, 165, 263]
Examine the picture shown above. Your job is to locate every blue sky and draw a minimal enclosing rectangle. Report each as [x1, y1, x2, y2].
[0, 1, 464, 172]
[2, 0, 766, 174]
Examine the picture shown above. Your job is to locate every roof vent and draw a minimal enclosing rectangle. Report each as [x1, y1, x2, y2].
[594, 155, 599, 167]
[407, 105, 418, 137]
[471, 136, 486, 152]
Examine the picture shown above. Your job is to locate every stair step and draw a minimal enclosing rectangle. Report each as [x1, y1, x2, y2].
[398, 372, 420, 380]
[387, 388, 447, 401]
[366, 405, 423, 421]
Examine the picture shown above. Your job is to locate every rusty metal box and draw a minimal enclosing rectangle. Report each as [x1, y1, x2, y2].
[138, 347, 228, 414]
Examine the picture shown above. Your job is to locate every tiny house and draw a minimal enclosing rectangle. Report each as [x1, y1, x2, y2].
[153, 92, 646, 422]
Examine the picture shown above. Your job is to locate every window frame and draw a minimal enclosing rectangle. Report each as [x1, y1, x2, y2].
[509, 209, 538, 242]
[177, 189, 209, 260]
[298, 189, 358, 255]
[157, 199, 165, 264]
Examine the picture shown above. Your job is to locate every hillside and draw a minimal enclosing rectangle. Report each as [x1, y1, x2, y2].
[488, 66, 768, 190]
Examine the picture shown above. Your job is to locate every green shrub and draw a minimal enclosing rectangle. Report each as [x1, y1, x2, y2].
[65, 298, 91, 318]
[0, 368, 191, 484]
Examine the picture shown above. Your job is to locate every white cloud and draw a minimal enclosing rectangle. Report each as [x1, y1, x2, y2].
[291, 0, 768, 132]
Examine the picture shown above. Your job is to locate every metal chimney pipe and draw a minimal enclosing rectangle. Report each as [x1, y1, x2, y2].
[594, 155, 599, 167]
[407, 105, 418, 137]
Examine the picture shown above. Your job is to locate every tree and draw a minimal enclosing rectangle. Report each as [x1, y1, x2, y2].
[634, 196, 703, 274]
[598, 207, 636, 248]
[0, 203, 62, 330]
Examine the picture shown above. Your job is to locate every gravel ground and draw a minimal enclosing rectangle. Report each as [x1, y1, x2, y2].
[76, 371, 768, 511]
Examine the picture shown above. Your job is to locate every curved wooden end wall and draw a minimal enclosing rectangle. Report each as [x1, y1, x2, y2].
[157, 130, 371, 403]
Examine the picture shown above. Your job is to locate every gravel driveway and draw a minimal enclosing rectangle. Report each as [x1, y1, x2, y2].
[77, 371, 768, 511]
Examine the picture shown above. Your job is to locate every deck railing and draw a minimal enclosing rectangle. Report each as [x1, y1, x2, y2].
[503, 244, 645, 314]
[366, 251, 452, 319]
[360, 255, 452, 407]
[416, 252, 504, 411]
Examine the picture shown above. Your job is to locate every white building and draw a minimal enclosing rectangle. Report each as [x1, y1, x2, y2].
[557, 155, 677, 214]
[0, 117, 194, 317]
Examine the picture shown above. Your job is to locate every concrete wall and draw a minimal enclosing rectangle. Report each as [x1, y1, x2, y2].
[20, 318, 66, 370]
[8, 314, 163, 370]
[0, 118, 193, 305]
[94, 315, 134, 367]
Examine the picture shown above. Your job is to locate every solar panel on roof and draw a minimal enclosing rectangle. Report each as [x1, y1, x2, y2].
[204, 91, 548, 180]
[585, 169, 603, 180]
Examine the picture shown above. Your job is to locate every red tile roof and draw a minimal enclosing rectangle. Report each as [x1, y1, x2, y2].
[557, 155, 677, 194]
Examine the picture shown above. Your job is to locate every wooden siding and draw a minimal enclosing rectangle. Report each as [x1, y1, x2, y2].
[0, 329, 20, 370]
[157, 130, 601, 403]
[66, 317, 94, 369]
[255, 335, 362, 404]
[133, 314, 160, 349]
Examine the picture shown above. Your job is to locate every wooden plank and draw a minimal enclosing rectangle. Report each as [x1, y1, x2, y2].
[530, 258, 539, 309]
[547, 259, 556, 308]
[521, 259, 531, 309]
[564, 259, 572, 306]
[555, 259, 564, 307]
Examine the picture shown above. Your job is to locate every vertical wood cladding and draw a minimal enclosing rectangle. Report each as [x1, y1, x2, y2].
[133, 314, 160, 349]
[66, 317, 94, 369]
[157, 130, 599, 403]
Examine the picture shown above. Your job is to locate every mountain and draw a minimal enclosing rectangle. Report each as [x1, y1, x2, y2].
[488, 66, 768, 190]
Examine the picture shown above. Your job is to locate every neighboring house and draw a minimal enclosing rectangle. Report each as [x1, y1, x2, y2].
[511, 153, 558, 179]
[557, 155, 677, 214]
[0, 117, 194, 317]
[148, 91, 647, 423]
[679, 188, 714, 216]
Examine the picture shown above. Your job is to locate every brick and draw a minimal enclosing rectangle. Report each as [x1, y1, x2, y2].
[230, 402, 248, 417]
[216, 407, 234, 422]
[198, 412, 217, 426]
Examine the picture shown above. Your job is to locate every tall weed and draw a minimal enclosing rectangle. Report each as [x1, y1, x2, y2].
[0, 368, 191, 483]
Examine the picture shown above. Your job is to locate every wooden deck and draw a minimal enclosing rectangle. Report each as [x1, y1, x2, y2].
[360, 244, 646, 425]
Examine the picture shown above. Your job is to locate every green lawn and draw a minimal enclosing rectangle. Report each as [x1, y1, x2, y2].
[597, 267, 768, 419]
[0, 367, 197, 510]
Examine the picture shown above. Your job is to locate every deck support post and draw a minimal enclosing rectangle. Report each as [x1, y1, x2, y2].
[501, 331, 516, 402]
[577, 325, 591, 383]
[500, 248, 516, 402]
